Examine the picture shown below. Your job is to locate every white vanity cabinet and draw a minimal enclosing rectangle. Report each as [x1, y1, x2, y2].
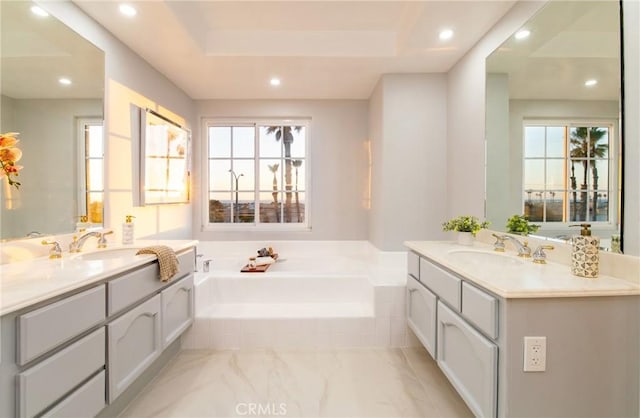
[406, 245, 640, 418]
[0, 246, 196, 418]
[437, 301, 497, 418]
[161, 275, 195, 348]
[406, 275, 437, 357]
[108, 295, 162, 402]
[407, 251, 499, 417]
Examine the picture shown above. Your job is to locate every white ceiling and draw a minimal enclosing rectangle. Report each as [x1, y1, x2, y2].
[74, 1, 516, 99]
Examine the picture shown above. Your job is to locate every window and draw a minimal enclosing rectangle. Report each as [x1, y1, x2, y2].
[522, 122, 615, 224]
[204, 119, 309, 228]
[77, 118, 104, 226]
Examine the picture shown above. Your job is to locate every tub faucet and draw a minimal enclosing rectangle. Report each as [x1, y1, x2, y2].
[203, 259, 213, 273]
[502, 235, 532, 258]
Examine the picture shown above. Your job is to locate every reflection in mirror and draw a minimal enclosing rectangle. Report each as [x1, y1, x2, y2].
[0, 2, 105, 240]
[485, 0, 621, 250]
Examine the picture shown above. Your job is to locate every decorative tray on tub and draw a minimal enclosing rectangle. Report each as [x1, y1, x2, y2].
[240, 254, 278, 273]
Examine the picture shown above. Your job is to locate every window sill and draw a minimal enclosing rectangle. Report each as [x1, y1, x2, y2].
[202, 224, 312, 233]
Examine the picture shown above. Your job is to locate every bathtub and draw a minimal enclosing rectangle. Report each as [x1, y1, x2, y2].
[183, 241, 414, 350]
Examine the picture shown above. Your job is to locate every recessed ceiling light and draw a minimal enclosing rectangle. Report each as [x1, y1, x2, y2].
[119, 4, 137, 17]
[58, 77, 72, 86]
[30, 6, 49, 17]
[270, 78, 281, 87]
[585, 79, 598, 87]
[515, 30, 531, 40]
[439, 29, 454, 41]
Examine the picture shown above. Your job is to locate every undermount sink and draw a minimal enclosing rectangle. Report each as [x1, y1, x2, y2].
[71, 247, 145, 261]
[446, 249, 525, 266]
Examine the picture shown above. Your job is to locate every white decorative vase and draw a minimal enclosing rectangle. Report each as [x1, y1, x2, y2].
[457, 232, 474, 246]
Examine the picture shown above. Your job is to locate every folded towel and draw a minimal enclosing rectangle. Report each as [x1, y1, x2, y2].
[136, 245, 179, 282]
[255, 256, 276, 266]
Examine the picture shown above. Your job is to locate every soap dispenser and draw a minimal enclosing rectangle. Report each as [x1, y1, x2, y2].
[76, 215, 90, 233]
[122, 215, 136, 245]
[570, 223, 599, 278]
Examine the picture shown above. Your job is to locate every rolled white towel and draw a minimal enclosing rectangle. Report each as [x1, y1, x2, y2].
[255, 256, 276, 266]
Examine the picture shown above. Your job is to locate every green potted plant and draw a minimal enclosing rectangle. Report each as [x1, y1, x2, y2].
[442, 215, 490, 245]
[505, 214, 540, 236]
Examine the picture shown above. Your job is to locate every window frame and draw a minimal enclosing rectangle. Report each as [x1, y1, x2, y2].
[76, 117, 104, 227]
[521, 118, 619, 231]
[201, 118, 311, 231]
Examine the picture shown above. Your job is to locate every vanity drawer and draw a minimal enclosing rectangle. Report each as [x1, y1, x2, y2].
[42, 371, 106, 418]
[461, 282, 498, 339]
[108, 249, 194, 315]
[407, 251, 420, 279]
[17, 286, 106, 365]
[420, 258, 461, 311]
[17, 327, 105, 418]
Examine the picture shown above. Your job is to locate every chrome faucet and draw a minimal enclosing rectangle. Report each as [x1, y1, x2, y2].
[491, 234, 506, 252]
[69, 230, 113, 253]
[41, 240, 63, 259]
[532, 245, 554, 264]
[502, 235, 532, 258]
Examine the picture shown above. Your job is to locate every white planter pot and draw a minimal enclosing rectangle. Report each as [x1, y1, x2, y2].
[457, 232, 475, 246]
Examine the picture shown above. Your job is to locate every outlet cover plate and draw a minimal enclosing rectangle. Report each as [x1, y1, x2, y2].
[524, 336, 546, 372]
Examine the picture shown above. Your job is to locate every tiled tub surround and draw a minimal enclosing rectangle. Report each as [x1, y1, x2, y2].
[183, 241, 413, 349]
[405, 238, 640, 417]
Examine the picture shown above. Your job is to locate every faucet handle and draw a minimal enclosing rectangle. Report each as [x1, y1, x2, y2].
[491, 234, 506, 252]
[41, 240, 62, 259]
[518, 240, 532, 258]
[533, 245, 554, 264]
[98, 230, 113, 248]
[203, 259, 213, 273]
[69, 236, 80, 253]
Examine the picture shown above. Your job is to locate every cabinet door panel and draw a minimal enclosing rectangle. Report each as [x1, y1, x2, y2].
[107, 295, 161, 402]
[406, 275, 437, 358]
[420, 258, 461, 311]
[18, 328, 105, 418]
[462, 282, 498, 339]
[161, 275, 194, 348]
[437, 302, 497, 418]
[108, 249, 195, 315]
[407, 251, 420, 279]
[18, 286, 105, 365]
[42, 371, 106, 418]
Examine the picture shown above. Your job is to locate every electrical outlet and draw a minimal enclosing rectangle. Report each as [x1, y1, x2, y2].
[523, 336, 546, 372]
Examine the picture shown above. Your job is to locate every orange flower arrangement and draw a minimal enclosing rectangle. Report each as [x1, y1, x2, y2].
[0, 132, 23, 189]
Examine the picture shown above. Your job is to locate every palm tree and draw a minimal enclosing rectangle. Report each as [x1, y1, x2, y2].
[292, 159, 303, 222]
[569, 127, 608, 220]
[265, 126, 302, 222]
[268, 163, 280, 222]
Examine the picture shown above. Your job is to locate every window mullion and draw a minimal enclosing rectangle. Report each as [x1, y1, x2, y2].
[254, 124, 260, 225]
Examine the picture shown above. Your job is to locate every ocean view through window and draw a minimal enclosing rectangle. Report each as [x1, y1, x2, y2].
[204, 119, 309, 229]
[523, 121, 616, 225]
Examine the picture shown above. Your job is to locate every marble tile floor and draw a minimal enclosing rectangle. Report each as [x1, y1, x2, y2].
[120, 347, 472, 418]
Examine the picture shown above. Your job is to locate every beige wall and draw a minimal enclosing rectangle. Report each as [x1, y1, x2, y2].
[194, 99, 370, 241]
[368, 74, 449, 250]
[44, 2, 196, 242]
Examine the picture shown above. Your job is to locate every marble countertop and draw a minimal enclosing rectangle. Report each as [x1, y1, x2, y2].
[0, 240, 198, 316]
[405, 240, 640, 299]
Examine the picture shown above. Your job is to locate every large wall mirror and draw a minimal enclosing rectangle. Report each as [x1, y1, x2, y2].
[0, 2, 105, 240]
[485, 0, 622, 250]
